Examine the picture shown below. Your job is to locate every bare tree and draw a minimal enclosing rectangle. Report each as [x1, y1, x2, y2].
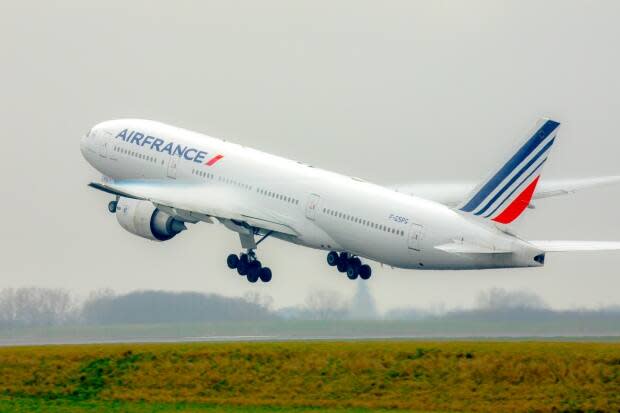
[304, 290, 349, 320]
[476, 288, 548, 310]
[243, 291, 274, 311]
[0, 288, 16, 326]
[0, 287, 75, 326]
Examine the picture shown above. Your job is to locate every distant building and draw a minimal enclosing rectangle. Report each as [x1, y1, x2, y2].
[348, 282, 378, 320]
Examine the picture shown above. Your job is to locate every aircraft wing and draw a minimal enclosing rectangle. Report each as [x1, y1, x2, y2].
[88, 179, 299, 236]
[390, 176, 620, 207]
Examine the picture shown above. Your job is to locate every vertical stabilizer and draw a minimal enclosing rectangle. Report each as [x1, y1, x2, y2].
[457, 118, 560, 224]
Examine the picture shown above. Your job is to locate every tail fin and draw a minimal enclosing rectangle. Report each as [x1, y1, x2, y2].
[457, 118, 560, 224]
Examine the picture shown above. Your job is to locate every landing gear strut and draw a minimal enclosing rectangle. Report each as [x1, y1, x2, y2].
[226, 231, 273, 283]
[326, 251, 372, 281]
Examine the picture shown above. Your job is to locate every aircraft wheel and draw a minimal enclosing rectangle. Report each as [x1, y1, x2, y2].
[227, 254, 239, 269]
[237, 256, 249, 276]
[248, 261, 262, 280]
[247, 269, 259, 283]
[350, 257, 362, 270]
[336, 260, 348, 273]
[326, 251, 339, 266]
[108, 200, 118, 213]
[346, 265, 359, 280]
[359, 264, 372, 280]
[259, 267, 272, 283]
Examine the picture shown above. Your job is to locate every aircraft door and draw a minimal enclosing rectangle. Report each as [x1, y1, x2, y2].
[305, 194, 320, 220]
[167, 156, 178, 179]
[407, 223, 424, 252]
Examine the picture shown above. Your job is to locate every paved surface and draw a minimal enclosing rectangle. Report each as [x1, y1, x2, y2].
[1, 334, 619, 346]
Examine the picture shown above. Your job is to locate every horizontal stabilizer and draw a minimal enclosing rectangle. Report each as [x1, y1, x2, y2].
[435, 242, 513, 254]
[529, 240, 620, 252]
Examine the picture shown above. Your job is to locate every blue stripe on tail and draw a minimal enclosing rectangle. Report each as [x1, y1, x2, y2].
[474, 137, 555, 216]
[484, 159, 548, 219]
[460, 120, 560, 212]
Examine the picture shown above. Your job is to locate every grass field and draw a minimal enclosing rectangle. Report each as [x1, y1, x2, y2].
[0, 398, 425, 413]
[0, 341, 618, 412]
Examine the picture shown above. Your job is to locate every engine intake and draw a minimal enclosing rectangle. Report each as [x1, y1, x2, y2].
[116, 198, 186, 241]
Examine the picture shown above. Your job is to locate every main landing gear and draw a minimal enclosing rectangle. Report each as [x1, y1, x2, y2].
[227, 251, 272, 283]
[226, 230, 274, 283]
[327, 251, 372, 280]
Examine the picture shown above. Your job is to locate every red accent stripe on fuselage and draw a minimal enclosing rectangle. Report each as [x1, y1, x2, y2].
[205, 154, 224, 166]
[491, 176, 540, 224]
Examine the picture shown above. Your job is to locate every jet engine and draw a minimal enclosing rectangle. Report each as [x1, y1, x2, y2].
[116, 198, 186, 241]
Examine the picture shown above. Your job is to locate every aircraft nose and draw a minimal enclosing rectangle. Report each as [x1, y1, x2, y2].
[80, 127, 95, 158]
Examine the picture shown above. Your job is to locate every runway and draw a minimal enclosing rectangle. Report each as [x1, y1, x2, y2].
[1, 333, 618, 346]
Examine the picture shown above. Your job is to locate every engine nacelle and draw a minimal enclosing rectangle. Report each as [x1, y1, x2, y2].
[116, 198, 186, 241]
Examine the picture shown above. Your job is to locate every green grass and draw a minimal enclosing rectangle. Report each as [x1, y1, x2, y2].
[0, 341, 618, 412]
[0, 398, 433, 413]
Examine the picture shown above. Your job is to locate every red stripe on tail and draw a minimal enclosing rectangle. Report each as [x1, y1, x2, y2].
[492, 176, 540, 224]
[205, 154, 224, 166]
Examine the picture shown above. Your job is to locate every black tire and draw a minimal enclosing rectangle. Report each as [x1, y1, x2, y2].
[359, 264, 372, 280]
[259, 267, 272, 282]
[108, 201, 117, 214]
[239, 254, 249, 265]
[346, 264, 359, 280]
[350, 257, 362, 270]
[247, 270, 259, 283]
[336, 260, 348, 273]
[227, 254, 239, 269]
[248, 261, 262, 280]
[327, 251, 339, 267]
[237, 260, 249, 276]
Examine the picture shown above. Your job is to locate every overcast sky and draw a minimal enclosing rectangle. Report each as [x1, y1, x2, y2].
[1, 0, 620, 312]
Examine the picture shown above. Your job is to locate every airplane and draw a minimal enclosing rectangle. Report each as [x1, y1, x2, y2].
[80, 118, 620, 283]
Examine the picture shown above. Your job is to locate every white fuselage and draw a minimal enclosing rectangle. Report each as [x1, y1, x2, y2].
[80, 119, 543, 270]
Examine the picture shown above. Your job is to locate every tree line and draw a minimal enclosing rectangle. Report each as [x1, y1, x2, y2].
[0, 287, 360, 327]
[1, 286, 618, 328]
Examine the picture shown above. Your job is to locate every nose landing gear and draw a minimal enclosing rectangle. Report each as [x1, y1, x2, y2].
[327, 251, 372, 280]
[108, 200, 118, 213]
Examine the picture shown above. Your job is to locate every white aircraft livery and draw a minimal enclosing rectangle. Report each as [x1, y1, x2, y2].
[81, 118, 620, 283]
